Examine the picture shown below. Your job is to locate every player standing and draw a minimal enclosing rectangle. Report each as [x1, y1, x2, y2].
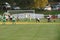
[36, 18, 40, 22]
[47, 16, 51, 22]
[3, 15, 6, 22]
[12, 16, 16, 22]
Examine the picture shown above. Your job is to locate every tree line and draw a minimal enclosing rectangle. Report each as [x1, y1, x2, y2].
[0, 0, 34, 9]
[0, 0, 60, 9]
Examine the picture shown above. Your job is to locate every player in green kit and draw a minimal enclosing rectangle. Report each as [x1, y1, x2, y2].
[12, 16, 16, 22]
[3, 15, 6, 22]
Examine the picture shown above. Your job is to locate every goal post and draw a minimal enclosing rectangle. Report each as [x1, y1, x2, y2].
[7, 10, 35, 14]
[7, 10, 44, 22]
[7, 10, 35, 21]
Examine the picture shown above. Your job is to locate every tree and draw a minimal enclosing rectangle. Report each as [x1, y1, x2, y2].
[14, 0, 34, 9]
[0, 0, 14, 4]
[34, 0, 48, 8]
[0, 0, 34, 9]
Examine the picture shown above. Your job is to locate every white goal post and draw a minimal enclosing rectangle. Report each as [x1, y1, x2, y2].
[7, 10, 35, 14]
[7, 10, 35, 19]
[7, 10, 44, 19]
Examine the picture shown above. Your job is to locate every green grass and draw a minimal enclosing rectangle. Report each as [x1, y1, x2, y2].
[0, 10, 60, 15]
[43, 11, 60, 15]
[0, 18, 60, 23]
[35, 10, 60, 15]
[0, 10, 60, 40]
[0, 24, 60, 40]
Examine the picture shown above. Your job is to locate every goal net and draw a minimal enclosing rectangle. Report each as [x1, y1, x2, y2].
[7, 10, 35, 19]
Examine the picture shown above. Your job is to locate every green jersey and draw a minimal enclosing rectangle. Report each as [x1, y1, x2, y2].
[12, 16, 15, 22]
[3, 16, 6, 22]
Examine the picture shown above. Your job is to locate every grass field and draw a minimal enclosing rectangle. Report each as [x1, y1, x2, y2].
[0, 11, 60, 40]
[0, 10, 60, 40]
[0, 24, 60, 40]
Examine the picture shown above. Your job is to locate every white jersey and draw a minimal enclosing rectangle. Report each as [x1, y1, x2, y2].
[37, 18, 40, 20]
[49, 15, 52, 18]
[47, 17, 50, 19]
[5, 15, 9, 19]
[10, 15, 12, 18]
[12, 17, 15, 20]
